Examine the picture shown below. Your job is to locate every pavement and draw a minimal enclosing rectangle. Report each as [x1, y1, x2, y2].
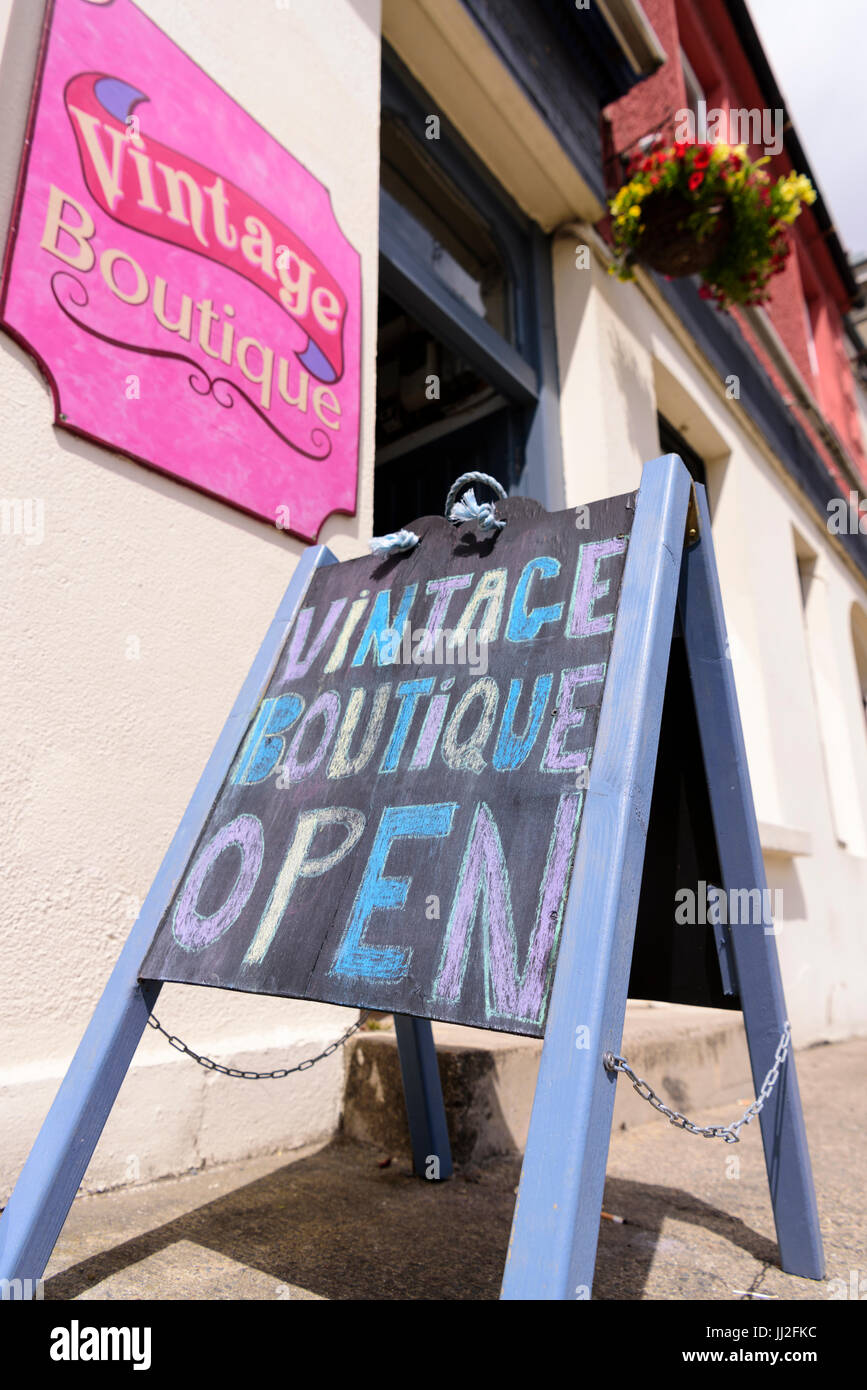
[37, 1033, 865, 1300]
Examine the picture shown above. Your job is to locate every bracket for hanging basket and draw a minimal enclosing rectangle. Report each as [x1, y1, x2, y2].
[635, 191, 733, 278]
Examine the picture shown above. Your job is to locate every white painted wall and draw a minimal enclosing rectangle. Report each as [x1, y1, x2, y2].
[0, 0, 381, 1201]
[549, 236, 867, 1045]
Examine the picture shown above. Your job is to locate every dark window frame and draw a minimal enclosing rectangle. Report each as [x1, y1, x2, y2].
[378, 47, 563, 505]
[658, 414, 708, 493]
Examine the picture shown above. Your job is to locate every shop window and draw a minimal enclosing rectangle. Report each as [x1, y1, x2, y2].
[853, 604, 867, 733]
[375, 292, 519, 527]
[795, 532, 867, 854]
[375, 50, 561, 536]
[796, 549, 816, 606]
[380, 116, 511, 342]
[658, 414, 709, 497]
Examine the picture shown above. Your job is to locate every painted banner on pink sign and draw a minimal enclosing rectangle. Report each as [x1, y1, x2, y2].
[0, 0, 361, 541]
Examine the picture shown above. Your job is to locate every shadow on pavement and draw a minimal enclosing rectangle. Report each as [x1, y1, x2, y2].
[44, 1140, 781, 1301]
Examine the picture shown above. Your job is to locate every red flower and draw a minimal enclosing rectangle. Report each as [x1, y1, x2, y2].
[698, 284, 714, 299]
[688, 171, 704, 191]
[693, 146, 711, 169]
[674, 141, 689, 158]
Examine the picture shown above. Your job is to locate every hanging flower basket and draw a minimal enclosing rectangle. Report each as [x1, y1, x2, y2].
[608, 139, 817, 309]
[635, 190, 733, 277]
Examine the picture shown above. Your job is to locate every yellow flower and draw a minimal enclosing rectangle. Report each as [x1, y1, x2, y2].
[792, 175, 816, 204]
[776, 172, 816, 214]
[629, 205, 641, 217]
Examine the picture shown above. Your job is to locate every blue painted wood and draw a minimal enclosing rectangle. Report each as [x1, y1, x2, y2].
[679, 484, 824, 1279]
[0, 545, 336, 1288]
[501, 454, 693, 1299]
[710, 914, 737, 998]
[393, 1015, 453, 1181]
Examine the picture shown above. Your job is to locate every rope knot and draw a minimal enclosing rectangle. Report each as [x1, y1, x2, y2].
[369, 528, 420, 556]
[448, 489, 506, 532]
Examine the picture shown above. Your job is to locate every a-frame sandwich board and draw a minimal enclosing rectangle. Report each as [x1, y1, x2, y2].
[501, 455, 823, 1297]
[0, 454, 823, 1299]
[0, 533, 454, 1293]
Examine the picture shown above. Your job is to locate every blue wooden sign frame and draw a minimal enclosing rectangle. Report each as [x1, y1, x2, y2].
[0, 454, 823, 1298]
[500, 456, 823, 1297]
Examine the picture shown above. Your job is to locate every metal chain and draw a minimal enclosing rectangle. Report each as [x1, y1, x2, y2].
[146, 1010, 370, 1079]
[602, 1021, 791, 1144]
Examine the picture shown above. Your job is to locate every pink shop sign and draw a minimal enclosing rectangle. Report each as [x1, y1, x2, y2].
[0, 0, 361, 540]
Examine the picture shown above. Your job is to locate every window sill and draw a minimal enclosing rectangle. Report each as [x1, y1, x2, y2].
[758, 821, 812, 859]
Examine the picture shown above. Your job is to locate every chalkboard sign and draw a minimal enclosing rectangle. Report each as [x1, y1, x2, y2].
[0, 458, 823, 1302]
[141, 495, 634, 1036]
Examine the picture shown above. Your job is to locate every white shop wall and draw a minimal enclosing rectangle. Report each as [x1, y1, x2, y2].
[0, 0, 382, 1199]
[551, 236, 867, 1043]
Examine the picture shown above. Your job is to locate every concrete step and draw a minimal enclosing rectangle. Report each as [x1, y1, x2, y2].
[342, 1003, 753, 1165]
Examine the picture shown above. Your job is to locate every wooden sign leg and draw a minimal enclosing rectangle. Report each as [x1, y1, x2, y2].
[501, 454, 693, 1299]
[679, 484, 824, 1280]
[0, 545, 336, 1291]
[0, 960, 162, 1288]
[394, 1015, 453, 1180]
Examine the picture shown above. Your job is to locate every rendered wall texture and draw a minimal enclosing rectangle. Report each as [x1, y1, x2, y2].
[0, 0, 381, 1201]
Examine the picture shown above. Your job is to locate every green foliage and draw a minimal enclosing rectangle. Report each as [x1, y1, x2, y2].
[609, 139, 816, 309]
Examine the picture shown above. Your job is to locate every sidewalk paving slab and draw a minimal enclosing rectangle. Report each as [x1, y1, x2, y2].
[37, 1035, 865, 1300]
